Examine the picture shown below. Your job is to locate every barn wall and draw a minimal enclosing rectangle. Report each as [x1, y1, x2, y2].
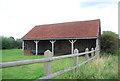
[23, 39, 96, 55]
[23, 40, 51, 55]
[54, 39, 96, 55]
[75, 39, 96, 53]
[23, 40, 35, 55]
[55, 40, 71, 56]
[38, 40, 51, 51]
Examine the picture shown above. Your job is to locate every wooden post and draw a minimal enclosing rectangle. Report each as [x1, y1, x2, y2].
[50, 40, 56, 56]
[74, 49, 79, 66]
[44, 50, 52, 76]
[22, 41, 24, 55]
[22, 41, 24, 51]
[91, 48, 94, 57]
[69, 40, 76, 54]
[95, 47, 97, 55]
[73, 49, 79, 73]
[95, 47, 100, 58]
[96, 38, 99, 47]
[85, 48, 89, 59]
[34, 41, 39, 56]
[96, 38, 100, 56]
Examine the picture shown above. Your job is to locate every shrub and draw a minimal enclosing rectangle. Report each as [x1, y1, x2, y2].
[1, 36, 22, 49]
[101, 31, 118, 53]
[15, 39, 22, 49]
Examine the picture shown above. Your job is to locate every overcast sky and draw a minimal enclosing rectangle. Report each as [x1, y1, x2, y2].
[0, 0, 119, 39]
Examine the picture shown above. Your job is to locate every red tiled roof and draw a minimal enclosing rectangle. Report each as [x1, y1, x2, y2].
[21, 19, 100, 39]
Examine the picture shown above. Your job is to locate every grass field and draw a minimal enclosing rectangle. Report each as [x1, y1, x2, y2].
[1, 49, 118, 79]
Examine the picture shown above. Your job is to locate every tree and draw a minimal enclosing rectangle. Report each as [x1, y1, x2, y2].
[15, 39, 22, 49]
[101, 31, 118, 53]
[1, 36, 22, 49]
[2, 37, 14, 49]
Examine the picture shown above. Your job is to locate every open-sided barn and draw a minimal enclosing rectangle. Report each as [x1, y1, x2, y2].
[21, 19, 101, 56]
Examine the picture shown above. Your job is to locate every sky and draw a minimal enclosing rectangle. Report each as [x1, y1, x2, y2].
[0, 0, 119, 39]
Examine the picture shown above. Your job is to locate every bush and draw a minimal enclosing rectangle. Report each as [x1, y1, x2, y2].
[15, 39, 22, 49]
[1, 36, 22, 49]
[101, 31, 118, 53]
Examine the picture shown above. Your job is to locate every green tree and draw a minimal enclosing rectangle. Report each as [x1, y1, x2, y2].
[2, 37, 12, 49]
[1, 36, 22, 49]
[15, 39, 22, 49]
[101, 31, 118, 53]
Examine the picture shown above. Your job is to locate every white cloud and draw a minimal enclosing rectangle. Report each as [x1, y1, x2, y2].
[0, 0, 119, 38]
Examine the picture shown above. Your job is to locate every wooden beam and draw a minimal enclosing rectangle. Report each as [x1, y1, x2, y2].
[0, 50, 96, 68]
[37, 53, 98, 80]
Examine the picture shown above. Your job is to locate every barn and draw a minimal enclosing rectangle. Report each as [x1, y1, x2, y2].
[21, 19, 101, 56]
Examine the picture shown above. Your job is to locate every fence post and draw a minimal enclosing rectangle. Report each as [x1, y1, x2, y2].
[74, 49, 79, 66]
[91, 48, 94, 57]
[95, 47, 100, 58]
[85, 48, 89, 59]
[44, 50, 52, 76]
[97, 46, 100, 57]
[73, 49, 79, 73]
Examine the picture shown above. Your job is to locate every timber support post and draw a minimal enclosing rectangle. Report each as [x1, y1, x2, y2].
[22, 41, 24, 51]
[50, 40, 56, 56]
[34, 40, 39, 56]
[69, 40, 77, 54]
[22, 41, 24, 55]
[96, 38, 100, 57]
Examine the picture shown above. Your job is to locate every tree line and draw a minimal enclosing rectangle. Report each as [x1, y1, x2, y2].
[0, 36, 22, 49]
[101, 31, 119, 54]
[0, 31, 120, 54]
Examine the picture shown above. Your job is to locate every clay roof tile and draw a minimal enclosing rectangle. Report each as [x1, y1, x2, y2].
[21, 19, 100, 39]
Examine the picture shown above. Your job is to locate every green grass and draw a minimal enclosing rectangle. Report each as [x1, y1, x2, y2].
[54, 54, 118, 79]
[2, 49, 43, 62]
[1, 49, 118, 79]
[2, 49, 44, 79]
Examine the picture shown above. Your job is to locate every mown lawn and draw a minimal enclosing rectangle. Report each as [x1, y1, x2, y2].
[2, 49, 43, 62]
[1, 49, 118, 79]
